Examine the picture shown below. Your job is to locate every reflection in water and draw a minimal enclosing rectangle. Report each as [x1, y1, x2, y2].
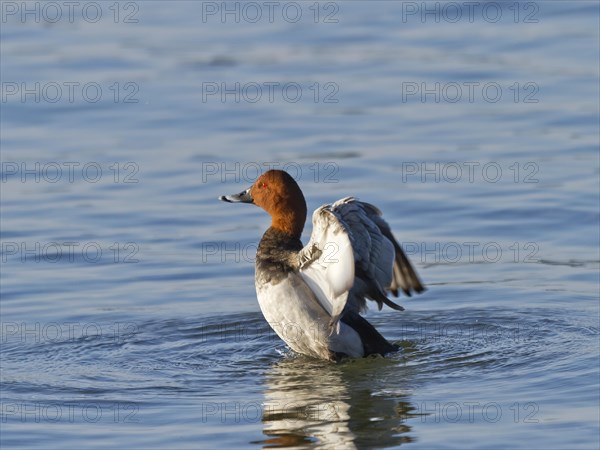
[256, 356, 416, 448]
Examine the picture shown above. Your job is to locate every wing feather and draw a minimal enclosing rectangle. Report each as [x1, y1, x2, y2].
[299, 197, 425, 324]
[299, 206, 355, 328]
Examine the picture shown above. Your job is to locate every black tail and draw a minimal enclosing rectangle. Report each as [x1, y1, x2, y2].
[341, 310, 399, 356]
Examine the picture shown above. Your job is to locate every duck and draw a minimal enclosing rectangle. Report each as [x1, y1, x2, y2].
[219, 169, 425, 360]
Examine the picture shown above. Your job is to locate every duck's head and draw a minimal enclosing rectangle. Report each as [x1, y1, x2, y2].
[219, 169, 307, 238]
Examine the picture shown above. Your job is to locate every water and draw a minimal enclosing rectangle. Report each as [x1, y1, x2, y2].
[1, 1, 599, 448]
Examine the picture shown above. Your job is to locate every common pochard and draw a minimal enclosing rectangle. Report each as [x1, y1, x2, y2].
[219, 169, 425, 360]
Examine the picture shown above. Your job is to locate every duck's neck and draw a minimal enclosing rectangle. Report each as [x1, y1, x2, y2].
[256, 227, 303, 284]
[271, 209, 305, 239]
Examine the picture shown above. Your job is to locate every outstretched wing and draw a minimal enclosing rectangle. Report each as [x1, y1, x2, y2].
[299, 197, 425, 324]
[298, 205, 355, 328]
[354, 199, 426, 298]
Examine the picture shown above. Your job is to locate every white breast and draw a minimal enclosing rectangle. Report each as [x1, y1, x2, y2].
[256, 273, 364, 359]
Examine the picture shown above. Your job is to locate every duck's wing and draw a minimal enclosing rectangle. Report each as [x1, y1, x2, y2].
[298, 204, 356, 328]
[299, 197, 425, 322]
[352, 198, 426, 298]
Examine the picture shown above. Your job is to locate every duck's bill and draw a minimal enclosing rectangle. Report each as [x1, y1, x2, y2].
[218, 188, 253, 204]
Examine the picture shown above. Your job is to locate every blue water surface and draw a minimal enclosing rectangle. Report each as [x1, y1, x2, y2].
[1, 1, 599, 449]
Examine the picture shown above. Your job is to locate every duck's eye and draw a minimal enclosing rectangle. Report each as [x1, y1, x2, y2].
[261, 182, 267, 189]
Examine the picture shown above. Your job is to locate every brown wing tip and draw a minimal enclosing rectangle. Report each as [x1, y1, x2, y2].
[405, 284, 426, 296]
